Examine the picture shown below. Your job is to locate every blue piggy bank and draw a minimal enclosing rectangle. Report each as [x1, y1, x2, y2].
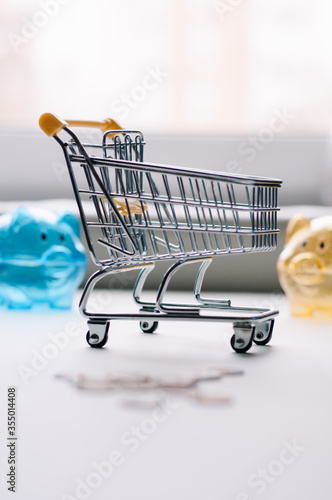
[0, 207, 87, 309]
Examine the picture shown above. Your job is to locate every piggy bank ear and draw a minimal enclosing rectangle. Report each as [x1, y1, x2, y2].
[58, 212, 80, 238]
[10, 207, 34, 232]
[285, 215, 310, 244]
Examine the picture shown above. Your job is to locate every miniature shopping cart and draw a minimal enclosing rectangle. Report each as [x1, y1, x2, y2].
[39, 113, 282, 353]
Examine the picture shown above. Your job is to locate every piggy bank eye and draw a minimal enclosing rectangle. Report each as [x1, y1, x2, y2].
[59, 234, 65, 242]
[301, 240, 308, 250]
[317, 239, 327, 254]
[41, 233, 47, 241]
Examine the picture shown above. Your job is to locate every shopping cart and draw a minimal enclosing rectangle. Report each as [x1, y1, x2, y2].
[39, 113, 282, 353]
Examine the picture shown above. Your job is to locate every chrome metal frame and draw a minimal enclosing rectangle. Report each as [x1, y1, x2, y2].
[52, 125, 282, 353]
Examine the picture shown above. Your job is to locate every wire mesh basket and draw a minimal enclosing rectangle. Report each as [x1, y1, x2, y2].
[40, 113, 282, 353]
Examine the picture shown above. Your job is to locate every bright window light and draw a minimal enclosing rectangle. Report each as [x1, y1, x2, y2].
[0, 0, 331, 133]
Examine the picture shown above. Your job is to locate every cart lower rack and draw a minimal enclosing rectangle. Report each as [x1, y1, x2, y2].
[39, 113, 282, 353]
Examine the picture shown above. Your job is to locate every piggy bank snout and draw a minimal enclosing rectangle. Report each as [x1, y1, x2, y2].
[288, 252, 324, 285]
[42, 246, 76, 275]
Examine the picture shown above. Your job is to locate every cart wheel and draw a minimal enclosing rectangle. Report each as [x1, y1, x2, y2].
[140, 321, 158, 334]
[86, 323, 109, 348]
[231, 324, 255, 353]
[253, 319, 274, 346]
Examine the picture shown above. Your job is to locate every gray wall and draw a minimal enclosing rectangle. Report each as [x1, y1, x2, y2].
[1, 129, 329, 205]
[1, 129, 331, 291]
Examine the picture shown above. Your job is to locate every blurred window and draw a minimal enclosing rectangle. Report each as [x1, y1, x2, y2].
[1, 0, 331, 133]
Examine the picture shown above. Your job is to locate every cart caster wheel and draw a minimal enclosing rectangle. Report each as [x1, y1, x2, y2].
[86, 330, 108, 348]
[231, 334, 253, 353]
[231, 324, 255, 353]
[86, 322, 109, 348]
[140, 321, 158, 334]
[253, 319, 274, 346]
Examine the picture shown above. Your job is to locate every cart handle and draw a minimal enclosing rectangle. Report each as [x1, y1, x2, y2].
[39, 113, 122, 137]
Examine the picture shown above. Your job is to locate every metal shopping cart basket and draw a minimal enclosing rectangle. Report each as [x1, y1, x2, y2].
[39, 113, 282, 353]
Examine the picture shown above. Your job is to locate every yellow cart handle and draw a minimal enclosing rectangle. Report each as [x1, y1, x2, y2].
[39, 113, 122, 137]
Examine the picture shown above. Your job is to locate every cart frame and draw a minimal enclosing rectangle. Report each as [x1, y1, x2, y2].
[39, 113, 282, 353]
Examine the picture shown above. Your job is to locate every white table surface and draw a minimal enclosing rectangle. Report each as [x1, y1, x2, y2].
[1, 290, 332, 500]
